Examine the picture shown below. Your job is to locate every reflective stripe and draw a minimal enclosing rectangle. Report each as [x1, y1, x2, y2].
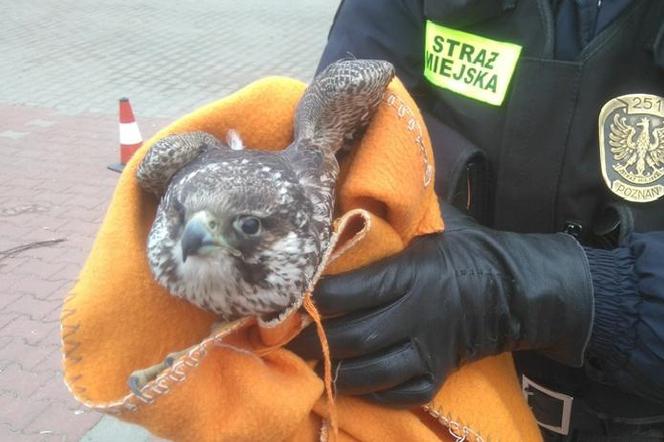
[423, 21, 522, 106]
[119, 122, 143, 145]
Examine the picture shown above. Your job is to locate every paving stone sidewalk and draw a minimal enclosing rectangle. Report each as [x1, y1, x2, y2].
[0, 1, 336, 440]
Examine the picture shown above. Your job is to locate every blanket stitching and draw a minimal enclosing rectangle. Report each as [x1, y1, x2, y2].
[423, 404, 485, 442]
[385, 93, 433, 187]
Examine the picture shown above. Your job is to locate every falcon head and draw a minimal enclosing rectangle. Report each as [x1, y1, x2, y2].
[141, 133, 320, 320]
[170, 155, 311, 266]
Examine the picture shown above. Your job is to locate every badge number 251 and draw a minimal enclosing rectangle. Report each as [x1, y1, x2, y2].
[631, 95, 664, 112]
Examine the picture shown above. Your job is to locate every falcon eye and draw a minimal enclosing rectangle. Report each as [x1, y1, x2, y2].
[234, 216, 261, 236]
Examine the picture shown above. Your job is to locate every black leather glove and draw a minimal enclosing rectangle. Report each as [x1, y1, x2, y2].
[288, 204, 594, 408]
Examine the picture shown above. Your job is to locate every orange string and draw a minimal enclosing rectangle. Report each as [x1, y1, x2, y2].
[303, 293, 338, 440]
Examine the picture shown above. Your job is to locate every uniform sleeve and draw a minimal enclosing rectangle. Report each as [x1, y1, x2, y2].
[584, 232, 664, 404]
[316, 0, 427, 96]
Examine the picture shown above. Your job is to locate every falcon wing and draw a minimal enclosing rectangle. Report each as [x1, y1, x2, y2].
[136, 131, 224, 196]
[292, 59, 394, 156]
[609, 114, 637, 162]
[647, 125, 664, 168]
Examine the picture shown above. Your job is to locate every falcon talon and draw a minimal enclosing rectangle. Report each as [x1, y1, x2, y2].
[164, 348, 189, 367]
[128, 357, 176, 397]
[128, 375, 147, 399]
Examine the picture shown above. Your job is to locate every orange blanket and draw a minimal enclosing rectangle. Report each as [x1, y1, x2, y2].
[61, 76, 542, 442]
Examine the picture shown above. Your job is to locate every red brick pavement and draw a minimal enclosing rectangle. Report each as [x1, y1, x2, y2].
[0, 103, 170, 440]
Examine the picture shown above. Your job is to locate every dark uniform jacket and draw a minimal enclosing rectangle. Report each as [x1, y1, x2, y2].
[316, 0, 664, 432]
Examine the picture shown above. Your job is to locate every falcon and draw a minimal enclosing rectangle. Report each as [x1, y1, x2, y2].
[136, 60, 394, 321]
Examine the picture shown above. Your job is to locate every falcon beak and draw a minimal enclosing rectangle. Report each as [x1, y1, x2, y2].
[181, 212, 242, 261]
[181, 217, 215, 262]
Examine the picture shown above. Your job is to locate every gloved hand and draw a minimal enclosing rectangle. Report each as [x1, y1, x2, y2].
[288, 204, 594, 408]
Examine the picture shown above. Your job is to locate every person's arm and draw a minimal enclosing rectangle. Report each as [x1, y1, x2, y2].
[289, 203, 595, 408]
[291, 0, 664, 408]
[584, 233, 664, 403]
[290, 202, 664, 406]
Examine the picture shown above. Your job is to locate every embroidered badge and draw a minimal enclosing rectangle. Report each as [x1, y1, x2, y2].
[598, 94, 664, 203]
[423, 21, 522, 106]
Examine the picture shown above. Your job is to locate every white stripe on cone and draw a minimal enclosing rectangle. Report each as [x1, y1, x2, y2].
[119, 122, 143, 145]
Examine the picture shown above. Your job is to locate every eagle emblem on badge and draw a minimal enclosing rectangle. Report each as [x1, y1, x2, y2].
[599, 94, 664, 203]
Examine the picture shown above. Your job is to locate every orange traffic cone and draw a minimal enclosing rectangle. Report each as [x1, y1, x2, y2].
[108, 97, 143, 172]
